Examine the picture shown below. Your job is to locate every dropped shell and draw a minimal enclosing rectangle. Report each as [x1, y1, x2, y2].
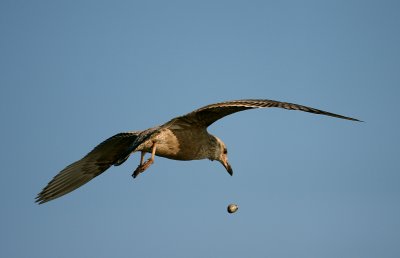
[227, 204, 239, 213]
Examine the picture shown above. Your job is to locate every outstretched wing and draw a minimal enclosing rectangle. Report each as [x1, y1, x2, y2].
[36, 131, 140, 204]
[167, 99, 361, 128]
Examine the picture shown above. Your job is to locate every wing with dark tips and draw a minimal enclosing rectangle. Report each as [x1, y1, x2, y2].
[36, 131, 140, 204]
[167, 99, 361, 128]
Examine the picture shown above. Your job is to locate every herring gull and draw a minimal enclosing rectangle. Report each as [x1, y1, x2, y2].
[36, 99, 361, 204]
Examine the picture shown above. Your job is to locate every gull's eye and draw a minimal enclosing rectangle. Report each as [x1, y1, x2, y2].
[223, 148, 228, 154]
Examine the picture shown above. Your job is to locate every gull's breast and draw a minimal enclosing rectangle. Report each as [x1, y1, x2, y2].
[153, 128, 209, 161]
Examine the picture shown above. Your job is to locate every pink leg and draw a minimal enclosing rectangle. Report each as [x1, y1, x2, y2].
[132, 143, 157, 178]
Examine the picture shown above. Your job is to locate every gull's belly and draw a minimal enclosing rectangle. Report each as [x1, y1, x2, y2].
[155, 143, 198, 160]
[142, 128, 209, 161]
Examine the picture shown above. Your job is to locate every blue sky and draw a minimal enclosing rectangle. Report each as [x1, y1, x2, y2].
[1, 1, 399, 257]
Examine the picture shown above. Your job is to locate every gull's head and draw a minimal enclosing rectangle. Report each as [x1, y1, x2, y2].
[209, 135, 233, 176]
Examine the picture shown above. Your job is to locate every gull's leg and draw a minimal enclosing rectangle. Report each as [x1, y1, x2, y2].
[139, 151, 146, 165]
[132, 143, 157, 178]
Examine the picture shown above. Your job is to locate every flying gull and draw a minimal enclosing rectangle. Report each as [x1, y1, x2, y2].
[36, 99, 361, 204]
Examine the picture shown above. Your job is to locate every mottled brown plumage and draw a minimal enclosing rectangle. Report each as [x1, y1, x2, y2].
[36, 99, 361, 204]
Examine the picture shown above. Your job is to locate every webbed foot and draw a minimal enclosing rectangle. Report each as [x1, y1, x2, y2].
[132, 158, 154, 178]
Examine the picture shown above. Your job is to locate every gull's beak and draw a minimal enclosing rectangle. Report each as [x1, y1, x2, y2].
[221, 160, 233, 176]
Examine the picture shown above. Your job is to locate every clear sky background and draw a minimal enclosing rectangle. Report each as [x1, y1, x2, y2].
[1, 1, 399, 257]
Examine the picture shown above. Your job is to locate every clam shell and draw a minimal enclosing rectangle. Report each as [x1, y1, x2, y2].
[227, 204, 239, 213]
